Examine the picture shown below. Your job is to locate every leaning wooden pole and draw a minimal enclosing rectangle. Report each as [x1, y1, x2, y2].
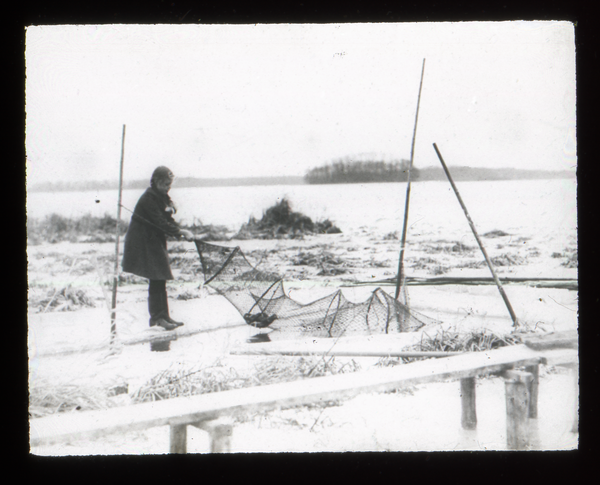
[110, 124, 126, 347]
[395, 58, 426, 300]
[432, 142, 519, 327]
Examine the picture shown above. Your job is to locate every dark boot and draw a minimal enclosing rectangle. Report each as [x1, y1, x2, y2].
[154, 317, 177, 331]
[162, 290, 184, 327]
[148, 291, 163, 327]
[148, 280, 176, 329]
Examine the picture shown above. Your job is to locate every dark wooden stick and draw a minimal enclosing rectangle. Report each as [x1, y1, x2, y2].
[525, 364, 539, 419]
[192, 418, 233, 453]
[504, 370, 533, 450]
[395, 59, 426, 300]
[110, 125, 126, 347]
[460, 377, 477, 430]
[353, 276, 578, 291]
[169, 424, 187, 453]
[432, 143, 519, 327]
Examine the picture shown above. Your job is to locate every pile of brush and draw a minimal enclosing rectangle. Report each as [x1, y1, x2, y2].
[234, 199, 341, 240]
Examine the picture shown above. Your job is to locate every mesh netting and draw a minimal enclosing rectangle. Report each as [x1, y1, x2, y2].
[195, 240, 438, 337]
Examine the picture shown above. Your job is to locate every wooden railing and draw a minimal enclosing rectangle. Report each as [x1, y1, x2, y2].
[30, 344, 577, 453]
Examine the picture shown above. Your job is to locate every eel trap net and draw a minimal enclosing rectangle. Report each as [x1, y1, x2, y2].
[195, 240, 437, 337]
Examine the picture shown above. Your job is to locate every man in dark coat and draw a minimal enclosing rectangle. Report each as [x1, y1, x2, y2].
[122, 166, 194, 330]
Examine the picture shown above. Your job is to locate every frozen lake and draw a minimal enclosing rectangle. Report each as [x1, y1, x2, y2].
[27, 178, 577, 245]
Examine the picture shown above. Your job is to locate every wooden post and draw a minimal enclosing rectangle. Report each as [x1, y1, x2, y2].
[571, 363, 579, 433]
[460, 377, 477, 430]
[395, 59, 426, 301]
[504, 370, 533, 450]
[525, 364, 539, 418]
[192, 418, 233, 453]
[432, 143, 519, 328]
[110, 124, 126, 347]
[169, 424, 187, 453]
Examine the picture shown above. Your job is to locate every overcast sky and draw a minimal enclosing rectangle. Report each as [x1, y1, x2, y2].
[25, 22, 575, 186]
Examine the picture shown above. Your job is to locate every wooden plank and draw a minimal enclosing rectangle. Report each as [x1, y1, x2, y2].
[231, 333, 426, 358]
[353, 276, 578, 291]
[460, 377, 477, 430]
[536, 348, 578, 367]
[31, 345, 575, 447]
[35, 321, 247, 358]
[520, 330, 578, 351]
[232, 348, 463, 358]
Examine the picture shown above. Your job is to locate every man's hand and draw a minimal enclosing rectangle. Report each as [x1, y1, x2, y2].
[180, 229, 194, 241]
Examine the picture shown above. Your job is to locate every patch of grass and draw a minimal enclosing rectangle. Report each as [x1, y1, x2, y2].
[27, 213, 229, 245]
[429, 264, 450, 275]
[29, 383, 117, 418]
[30, 286, 96, 313]
[562, 250, 577, 268]
[27, 213, 128, 245]
[130, 356, 361, 404]
[233, 268, 282, 282]
[422, 241, 475, 255]
[175, 289, 201, 301]
[182, 222, 231, 241]
[552, 248, 577, 268]
[293, 250, 349, 276]
[490, 253, 527, 266]
[409, 257, 438, 270]
[456, 260, 486, 269]
[369, 258, 390, 268]
[317, 266, 349, 276]
[402, 328, 521, 363]
[168, 254, 200, 274]
[483, 230, 510, 238]
[293, 251, 344, 267]
[118, 273, 147, 286]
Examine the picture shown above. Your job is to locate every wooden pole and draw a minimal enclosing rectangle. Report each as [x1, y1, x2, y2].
[193, 418, 233, 453]
[525, 364, 539, 418]
[504, 370, 533, 450]
[571, 363, 579, 433]
[460, 377, 477, 430]
[169, 424, 187, 453]
[395, 59, 426, 300]
[110, 125, 126, 347]
[432, 143, 519, 328]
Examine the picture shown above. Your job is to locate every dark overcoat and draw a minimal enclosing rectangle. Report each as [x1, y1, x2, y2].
[121, 187, 183, 280]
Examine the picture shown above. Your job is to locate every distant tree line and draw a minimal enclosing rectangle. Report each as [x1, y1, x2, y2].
[28, 176, 306, 193]
[305, 158, 418, 185]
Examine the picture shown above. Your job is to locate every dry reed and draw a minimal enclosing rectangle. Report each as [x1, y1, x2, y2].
[130, 356, 361, 405]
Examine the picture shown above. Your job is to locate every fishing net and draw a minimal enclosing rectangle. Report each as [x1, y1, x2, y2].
[195, 240, 438, 338]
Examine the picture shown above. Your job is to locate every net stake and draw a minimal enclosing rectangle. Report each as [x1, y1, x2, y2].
[110, 124, 126, 348]
[395, 58, 426, 300]
[432, 142, 519, 328]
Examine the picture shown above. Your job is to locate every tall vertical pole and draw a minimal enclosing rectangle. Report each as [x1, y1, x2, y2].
[110, 125, 126, 347]
[432, 142, 519, 328]
[395, 59, 426, 300]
